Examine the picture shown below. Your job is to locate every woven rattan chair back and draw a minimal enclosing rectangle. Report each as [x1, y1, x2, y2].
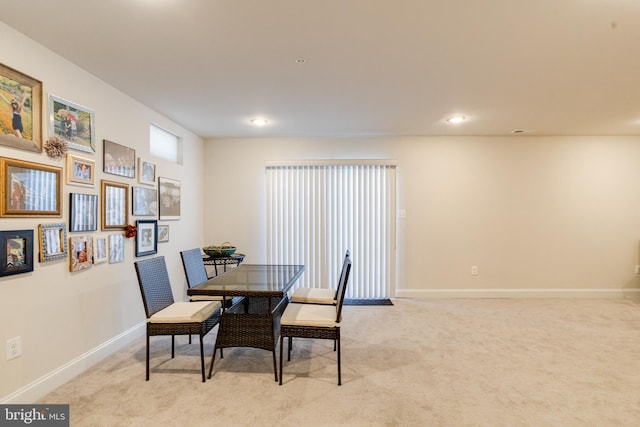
[332, 250, 350, 301]
[334, 254, 352, 323]
[180, 248, 208, 288]
[134, 256, 175, 318]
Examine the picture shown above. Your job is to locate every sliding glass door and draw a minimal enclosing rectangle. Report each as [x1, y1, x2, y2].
[266, 160, 396, 299]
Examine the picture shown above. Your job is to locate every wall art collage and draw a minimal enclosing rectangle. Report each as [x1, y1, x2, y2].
[0, 62, 179, 276]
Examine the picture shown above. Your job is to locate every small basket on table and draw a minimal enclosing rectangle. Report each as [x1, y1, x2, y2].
[203, 243, 237, 258]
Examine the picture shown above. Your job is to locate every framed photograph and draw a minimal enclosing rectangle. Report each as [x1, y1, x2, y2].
[0, 157, 62, 217]
[157, 224, 169, 243]
[101, 180, 129, 230]
[108, 234, 125, 264]
[92, 235, 108, 264]
[69, 234, 92, 272]
[37, 223, 67, 262]
[0, 230, 34, 277]
[66, 154, 95, 186]
[135, 220, 157, 257]
[132, 186, 158, 216]
[0, 63, 42, 152]
[138, 158, 156, 185]
[49, 94, 95, 153]
[69, 193, 98, 232]
[103, 139, 135, 178]
[158, 177, 181, 220]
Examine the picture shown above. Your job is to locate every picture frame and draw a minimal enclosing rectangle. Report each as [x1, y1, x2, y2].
[0, 229, 34, 277]
[0, 63, 42, 153]
[0, 157, 62, 217]
[92, 235, 108, 264]
[66, 154, 95, 186]
[157, 224, 169, 243]
[158, 177, 181, 220]
[49, 94, 95, 153]
[101, 180, 129, 230]
[69, 193, 98, 232]
[69, 234, 92, 272]
[103, 139, 135, 178]
[138, 158, 156, 185]
[135, 219, 157, 257]
[132, 186, 158, 216]
[37, 223, 68, 262]
[108, 234, 125, 264]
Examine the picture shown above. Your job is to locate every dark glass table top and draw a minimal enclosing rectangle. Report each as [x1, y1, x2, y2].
[187, 264, 305, 298]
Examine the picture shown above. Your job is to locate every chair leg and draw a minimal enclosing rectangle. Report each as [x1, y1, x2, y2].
[272, 348, 278, 382]
[279, 335, 284, 385]
[171, 335, 175, 358]
[337, 336, 341, 386]
[146, 334, 150, 381]
[208, 344, 219, 379]
[189, 334, 192, 344]
[287, 336, 292, 361]
[199, 334, 206, 383]
[334, 339, 337, 351]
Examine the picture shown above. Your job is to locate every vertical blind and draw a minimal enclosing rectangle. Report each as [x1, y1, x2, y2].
[266, 160, 396, 299]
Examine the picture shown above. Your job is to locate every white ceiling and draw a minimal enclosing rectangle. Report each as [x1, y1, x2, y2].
[2, 0, 640, 138]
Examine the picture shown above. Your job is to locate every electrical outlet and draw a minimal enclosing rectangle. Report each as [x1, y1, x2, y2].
[471, 266, 479, 276]
[6, 336, 21, 360]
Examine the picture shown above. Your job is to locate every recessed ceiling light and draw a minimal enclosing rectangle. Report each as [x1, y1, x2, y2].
[446, 116, 466, 124]
[251, 119, 268, 126]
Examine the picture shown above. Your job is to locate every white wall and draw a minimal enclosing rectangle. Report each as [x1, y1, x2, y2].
[0, 22, 205, 401]
[203, 136, 640, 297]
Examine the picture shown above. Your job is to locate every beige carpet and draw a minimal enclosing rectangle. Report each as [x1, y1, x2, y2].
[39, 298, 640, 426]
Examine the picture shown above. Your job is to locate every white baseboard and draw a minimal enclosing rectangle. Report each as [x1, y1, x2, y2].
[396, 288, 640, 299]
[1, 322, 145, 404]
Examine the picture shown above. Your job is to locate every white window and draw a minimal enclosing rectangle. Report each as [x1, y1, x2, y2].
[149, 124, 182, 164]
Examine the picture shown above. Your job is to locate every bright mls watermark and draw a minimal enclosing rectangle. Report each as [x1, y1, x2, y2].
[0, 405, 68, 426]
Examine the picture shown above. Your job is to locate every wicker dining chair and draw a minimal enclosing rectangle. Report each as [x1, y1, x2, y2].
[279, 253, 352, 385]
[289, 250, 350, 306]
[180, 248, 226, 302]
[134, 256, 222, 382]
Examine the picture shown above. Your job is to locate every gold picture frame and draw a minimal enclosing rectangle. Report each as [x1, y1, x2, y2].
[0, 157, 62, 217]
[66, 154, 95, 186]
[101, 180, 129, 230]
[0, 63, 42, 152]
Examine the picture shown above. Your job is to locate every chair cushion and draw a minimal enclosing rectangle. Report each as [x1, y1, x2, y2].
[281, 303, 339, 327]
[290, 288, 336, 305]
[149, 301, 221, 323]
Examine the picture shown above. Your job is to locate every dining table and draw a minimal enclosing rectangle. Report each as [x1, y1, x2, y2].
[187, 263, 305, 381]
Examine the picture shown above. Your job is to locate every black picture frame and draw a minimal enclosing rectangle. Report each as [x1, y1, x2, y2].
[135, 219, 157, 257]
[69, 193, 98, 232]
[0, 229, 34, 277]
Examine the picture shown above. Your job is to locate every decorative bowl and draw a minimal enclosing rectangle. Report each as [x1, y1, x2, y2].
[203, 244, 236, 258]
